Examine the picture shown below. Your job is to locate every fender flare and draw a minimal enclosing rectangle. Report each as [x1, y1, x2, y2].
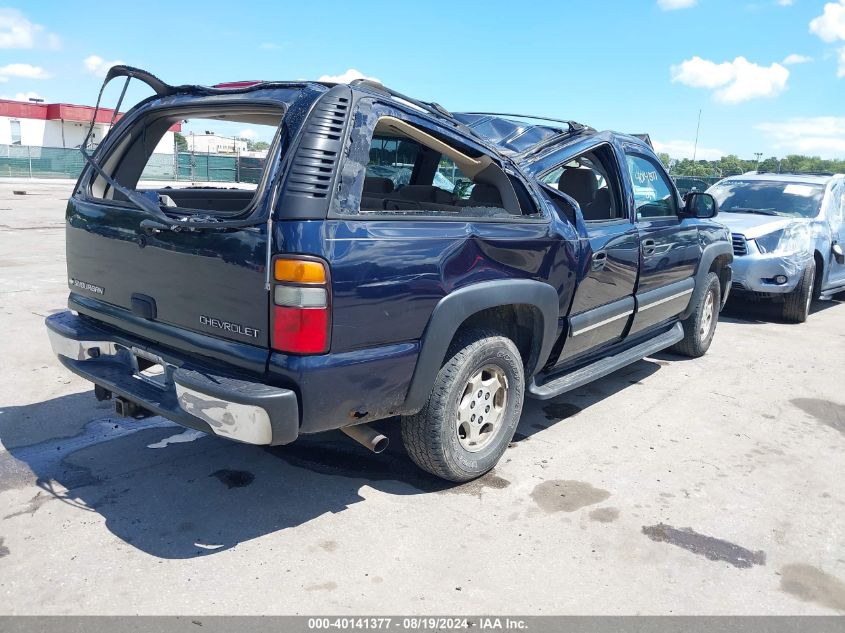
[681, 241, 733, 319]
[402, 279, 560, 413]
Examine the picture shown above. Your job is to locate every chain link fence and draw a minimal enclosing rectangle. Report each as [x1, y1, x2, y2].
[0, 144, 264, 184]
[670, 175, 723, 195]
[3, 144, 719, 196]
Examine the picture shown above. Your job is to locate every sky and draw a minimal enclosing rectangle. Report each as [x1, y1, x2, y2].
[1, 0, 844, 159]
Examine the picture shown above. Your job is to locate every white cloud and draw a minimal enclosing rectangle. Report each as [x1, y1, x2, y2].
[809, 2, 845, 77]
[238, 128, 257, 139]
[757, 116, 845, 157]
[653, 139, 726, 160]
[671, 57, 735, 89]
[657, 0, 697, 9]
[0, 63, 50, 81]
[259, 42, 281, 50]
[0, 8, 60, 49]
[670, 56, 789, 103]
[778, 0, 794, 5]
[783, 53, 812, 64]
[317, 68, 380, 84]
[83, 54, 124, 78]
[810, 1, 845, 42]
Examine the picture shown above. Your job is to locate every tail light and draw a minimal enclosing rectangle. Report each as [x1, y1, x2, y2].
[271, 257, 330, 354]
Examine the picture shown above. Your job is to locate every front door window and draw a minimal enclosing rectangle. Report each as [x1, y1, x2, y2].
[625, 154, 678, 220]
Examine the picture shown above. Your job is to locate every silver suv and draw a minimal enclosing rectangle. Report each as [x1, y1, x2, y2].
[708, 172, 845, 322]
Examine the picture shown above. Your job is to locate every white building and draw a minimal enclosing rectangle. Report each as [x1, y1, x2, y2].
[0, 99, 178, 153]
[185, 133, 247, 154]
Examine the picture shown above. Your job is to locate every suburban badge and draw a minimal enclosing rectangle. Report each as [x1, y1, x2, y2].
[69, 278, 105, 295]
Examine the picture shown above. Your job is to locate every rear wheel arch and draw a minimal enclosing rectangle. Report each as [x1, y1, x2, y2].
[458, 304, 543, 372]
[402, 280, 559, 414]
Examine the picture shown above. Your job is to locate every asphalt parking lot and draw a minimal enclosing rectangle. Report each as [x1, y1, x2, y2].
[0, 181, 844, 615]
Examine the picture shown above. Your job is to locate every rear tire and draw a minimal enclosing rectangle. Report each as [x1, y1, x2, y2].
[671, 272, 720, 358]
[401, 330, 524, 482]
[781, 263, 815, 324]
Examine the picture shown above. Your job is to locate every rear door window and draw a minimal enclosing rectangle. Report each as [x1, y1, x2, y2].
[540, 146, 625, 222]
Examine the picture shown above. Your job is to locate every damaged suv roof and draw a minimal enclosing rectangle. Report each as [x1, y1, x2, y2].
[105, 67, 598, 161]
[454, 113, 594, 157]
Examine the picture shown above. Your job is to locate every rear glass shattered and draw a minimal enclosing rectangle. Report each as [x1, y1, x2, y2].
[77, 66, 313, 227]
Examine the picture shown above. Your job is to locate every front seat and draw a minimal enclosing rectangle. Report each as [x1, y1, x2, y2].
[557, 168, 597, 216]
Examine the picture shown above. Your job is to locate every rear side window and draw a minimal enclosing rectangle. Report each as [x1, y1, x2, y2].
[835, 183, 845, 226]
[435, 156, 474, 200]
[625, 153, 678, 219]
[366, 136, 420, 190]
[354, 113, 536, 219]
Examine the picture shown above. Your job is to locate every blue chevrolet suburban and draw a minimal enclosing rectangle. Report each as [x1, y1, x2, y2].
[45, 67, 732, 481]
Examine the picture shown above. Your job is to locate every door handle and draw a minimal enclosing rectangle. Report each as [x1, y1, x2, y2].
[591, 250, 608, 271]
[642, 239, 656, 256]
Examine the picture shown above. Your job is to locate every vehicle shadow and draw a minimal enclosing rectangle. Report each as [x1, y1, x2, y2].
[514, 358, 662, 442]
[1, 358, 664, 560]
[720, 291, 844, 324]
[0, 391, 453, 560]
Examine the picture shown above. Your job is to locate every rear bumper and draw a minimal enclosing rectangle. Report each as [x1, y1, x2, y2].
[45, 311, 299, 446]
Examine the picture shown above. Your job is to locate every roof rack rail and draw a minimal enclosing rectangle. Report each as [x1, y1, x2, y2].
[348, 78, 474, 137]
[460, 111, 587, 134]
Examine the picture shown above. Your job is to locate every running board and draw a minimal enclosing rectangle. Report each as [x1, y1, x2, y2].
[527, 322, 684, 400]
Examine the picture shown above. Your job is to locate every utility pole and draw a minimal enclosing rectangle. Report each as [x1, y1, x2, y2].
[754, 152, 763, 172]
[692, 109, 702, 162]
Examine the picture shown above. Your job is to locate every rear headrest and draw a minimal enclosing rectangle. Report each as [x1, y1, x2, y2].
[557, 169, 597, 208]
[363, 176, 394, 194]
[467, 183, 502, 206]
[397, 185, 454, 204]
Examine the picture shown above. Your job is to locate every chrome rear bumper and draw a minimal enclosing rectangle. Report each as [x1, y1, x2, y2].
[45, 311, 299, 446]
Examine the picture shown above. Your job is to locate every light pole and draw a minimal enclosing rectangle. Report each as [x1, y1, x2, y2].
[754, 152, 763, 172]
[692, 109, 702, 162]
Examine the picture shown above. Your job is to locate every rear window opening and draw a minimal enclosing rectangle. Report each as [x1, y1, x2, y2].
[88, 106, 283, 216]
[359, 116, 538, 218]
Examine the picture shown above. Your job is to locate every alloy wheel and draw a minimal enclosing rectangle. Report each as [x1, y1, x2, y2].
[456, 365, 508, 452]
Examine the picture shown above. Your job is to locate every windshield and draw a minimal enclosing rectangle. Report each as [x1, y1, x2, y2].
[709, 180, 824, 218]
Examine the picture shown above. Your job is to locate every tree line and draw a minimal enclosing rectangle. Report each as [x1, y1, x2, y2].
[657, 153, 845, 178]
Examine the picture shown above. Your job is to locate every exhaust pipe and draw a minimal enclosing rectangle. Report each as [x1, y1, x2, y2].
[341, 424, 389, 454]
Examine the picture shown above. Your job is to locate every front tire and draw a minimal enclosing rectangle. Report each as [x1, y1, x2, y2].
[781, 262, 815, 324]
[401, 330, 525, 482]
[671, 272, 720, 358]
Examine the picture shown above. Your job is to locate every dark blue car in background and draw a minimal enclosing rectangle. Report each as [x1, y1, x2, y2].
[46, 67, 732, 481]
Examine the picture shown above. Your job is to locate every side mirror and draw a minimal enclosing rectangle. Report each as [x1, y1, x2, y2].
[833, 243, 845, 265]
[682, 191, 718, 219]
